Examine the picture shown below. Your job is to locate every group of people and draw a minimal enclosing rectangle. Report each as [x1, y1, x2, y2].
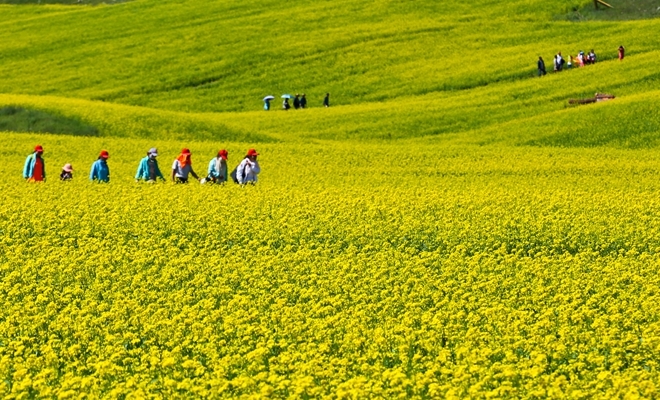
[537, 46, 625, 76]
[264, 93, 330, 110]
[23, 145, 261, 185]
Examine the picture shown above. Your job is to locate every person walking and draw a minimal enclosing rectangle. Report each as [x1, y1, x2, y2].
[618, 45, 625, 61]
[236, 148, 261, 185]
[60, 164, 74, 181]
[293, 94, 301, 109]
[554, 52, 564, 72]
[90, 150, 110, 182]
[283, 98, 291, 110]
[23, 145, 46, 182]
[588, 49, 597, 64]
[206, 149, 228, 184]
[323, 93, 330, 107]
[135, 147, 164, 182]
[537, 57, 546, 76]
[172, 148, 200, 183]
[300, 94, 307, 109]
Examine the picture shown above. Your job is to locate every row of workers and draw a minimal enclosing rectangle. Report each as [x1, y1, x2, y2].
[23, 145, 261, 184]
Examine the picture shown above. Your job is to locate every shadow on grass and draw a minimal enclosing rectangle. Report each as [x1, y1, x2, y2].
[0, 107, 99, 136]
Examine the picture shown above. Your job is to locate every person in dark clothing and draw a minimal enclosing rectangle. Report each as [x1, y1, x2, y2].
[283, 98, 291, 110]
[323, 93, 330, 107]
[293, 94, 300, 109]
[300, 94, 307, 109]
[60, 164, 74, 181]
[618, 45, 625, 61]
[537, 57, 546, 76]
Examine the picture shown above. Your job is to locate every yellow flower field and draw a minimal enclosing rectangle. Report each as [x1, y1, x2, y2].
[1, 133, 658, 398]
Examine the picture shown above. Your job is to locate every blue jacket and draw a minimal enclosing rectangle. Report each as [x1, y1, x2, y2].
[23, 153, 45, 179]
[90, 159, 110, 182]
[207, 157, 227, 181]
[135, 156, 164, 181]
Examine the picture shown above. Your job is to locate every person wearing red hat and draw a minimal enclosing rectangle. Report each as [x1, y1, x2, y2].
[23, 145, 46, 182]
[90, 150, 110, 182]
[235, 148, 261, 185]
[206, 149, 228, 184]
[172, 148, 200, 183]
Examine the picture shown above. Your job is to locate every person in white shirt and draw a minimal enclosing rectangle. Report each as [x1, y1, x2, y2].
[171, 148, 200, 183]
[236, 148, 261, 185]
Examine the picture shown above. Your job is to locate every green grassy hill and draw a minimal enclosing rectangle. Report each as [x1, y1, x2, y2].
[0, 0, 659, 146]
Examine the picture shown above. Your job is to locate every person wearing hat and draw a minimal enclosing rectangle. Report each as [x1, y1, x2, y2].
[172, 148, 200, 183]
[300, 93, 307, 109]
[90, 150, 110, 182]
[23, 145, 46, 182]
[206, 149, 228, 184]
[135, 148, 165, 182]
[60, 164, 74, 181]
[235, 148, 261, 185]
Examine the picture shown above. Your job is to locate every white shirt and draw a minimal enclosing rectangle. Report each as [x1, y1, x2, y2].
[236, 158, 261, 184]
[172, 159, 192, 178]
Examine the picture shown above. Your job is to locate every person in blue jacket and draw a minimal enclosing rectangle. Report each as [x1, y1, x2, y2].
[206, 149, 228, 184]
[23, 144, 46, 182]
[135, 147, 164, 182]
[90, 150, 110, 182]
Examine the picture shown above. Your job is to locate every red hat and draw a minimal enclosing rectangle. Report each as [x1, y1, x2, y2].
[100, 150, 109, 159]
[246, 148, 259, 157]
[181, 148, 191, 155]
[218, 149, 228, 160]
[35, 145, 44, 153]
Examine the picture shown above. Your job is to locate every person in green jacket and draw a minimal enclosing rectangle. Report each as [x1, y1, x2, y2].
[135, 148, 165, 182]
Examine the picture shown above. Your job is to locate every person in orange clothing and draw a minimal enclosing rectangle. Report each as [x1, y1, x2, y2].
[23, 145, 46, 182]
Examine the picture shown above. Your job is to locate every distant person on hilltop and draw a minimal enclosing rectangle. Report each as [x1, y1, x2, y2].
[300, 94, 307, 109]
[283, 98, 291, 110]
[323, 93, 330, 107]
[23, 145, 45, 182]
[206, 149, 228, 184]
[264, 98, 271, 111]
[554, 52, 564, 72]
[618, 45, 625, 60]
[588, 49, 597, 64]
[135, 147, 164, 182]
[537, 57, 546, 76]
[234, 148, 260, 185]
[90, 150, 110, 183]
[293, 94, 301, 109]
[172, 148, 200, 183]
[567, 55, 573, 69]
[60, 164, 74, 181]
[577, 51, 585, 67]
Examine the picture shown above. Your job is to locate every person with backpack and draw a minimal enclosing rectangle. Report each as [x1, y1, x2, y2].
[234, 148, 261, 185]
[206, 149, 228, 184]
[172, 148, 200, 183]
[135, 148, 165, 182]
[90, 150, 110, 183]
[23, 145, 46, 182]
